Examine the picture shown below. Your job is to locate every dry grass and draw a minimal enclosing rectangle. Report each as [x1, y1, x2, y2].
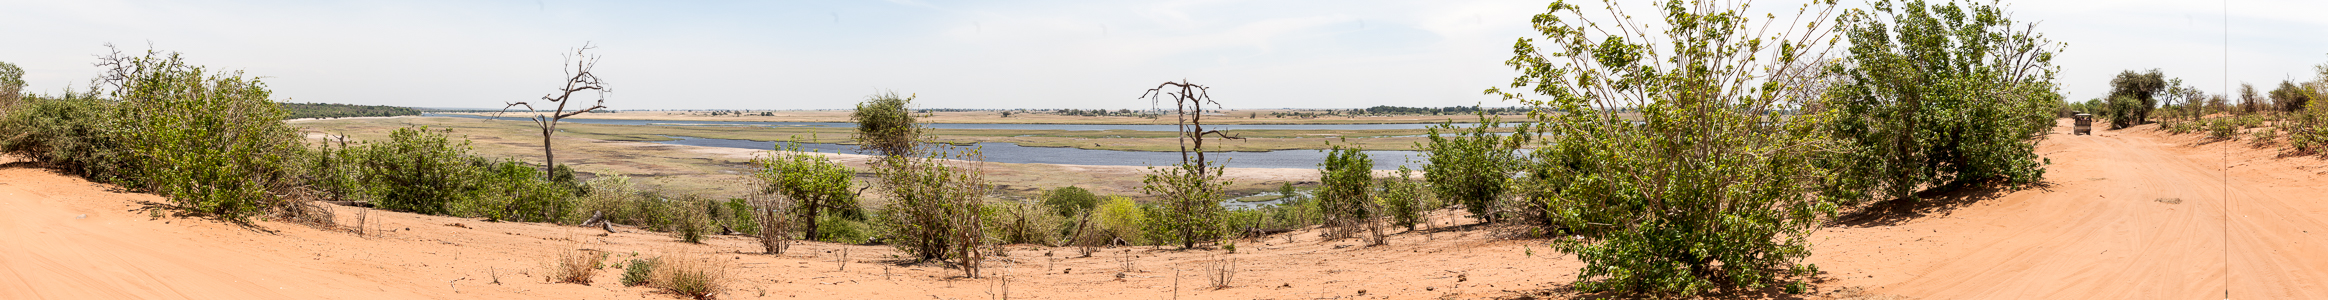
[547, 247, 606, 285]
[651, 250, 733, 299]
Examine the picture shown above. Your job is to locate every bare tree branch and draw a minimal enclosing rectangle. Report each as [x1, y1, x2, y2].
[498, 42, 611, 171]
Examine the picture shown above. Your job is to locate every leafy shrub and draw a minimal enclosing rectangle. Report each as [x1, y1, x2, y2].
[0, 95, 132, 181]
[722, 199, 758, 235]
[673, 203, 710, 244]
[1317, 146, 1381, 242]
[1041, 186, 1101, 218]
[986, 200, 1063, 245]
[620, 257, 657, 287]
[2108, 70, 2167, 128]
[870, 144, 990, 277]
[0, 61, 22, 107]
[1375, 166, 1428, 230]
[1088, 196, 1149, 245]
[1491, 1, 1853, 296]
[2209, 119, 2238, 140]
[0, 48, 309, 221]
[751, 141, 860, 252]
[815, 214, 873, 244]
[341, 126, 576, 222]
[1422, 111, 1525, 221]
[1824, 0, 2060, 204]
[852, 92, 920, 157]
[1139, 162, 1227, 248]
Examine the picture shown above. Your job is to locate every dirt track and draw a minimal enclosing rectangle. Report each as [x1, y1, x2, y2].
[1807, 120, 2328, 299]
[3, 119, 2326, 299]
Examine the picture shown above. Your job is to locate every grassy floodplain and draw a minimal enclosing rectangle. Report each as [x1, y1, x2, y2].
[294, 115, 1452, 201]
[439, 111, 1522, 152]
[445, 109, 1519, 125]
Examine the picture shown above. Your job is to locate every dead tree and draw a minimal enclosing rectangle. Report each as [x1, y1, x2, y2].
[500, 43, 610, 171]
[1137, 80, 1244, 249]
[1141, 80, 1243, 170]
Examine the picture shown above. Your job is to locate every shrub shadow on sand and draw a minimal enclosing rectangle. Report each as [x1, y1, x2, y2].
[1832, 180, 2053, 228]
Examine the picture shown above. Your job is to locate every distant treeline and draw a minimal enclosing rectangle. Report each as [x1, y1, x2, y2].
[1357, 105, 1528, 115]
[281, 102, 420, 119]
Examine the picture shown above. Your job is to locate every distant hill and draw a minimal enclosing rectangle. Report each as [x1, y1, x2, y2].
[279, 102, 421, 119]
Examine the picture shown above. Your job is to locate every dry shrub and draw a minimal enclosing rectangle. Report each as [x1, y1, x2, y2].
[652, 251, 732, 299]
[1201, 255, 1237, 289]
[987, 200, 1061, 246]
[547, 247, 606, 284]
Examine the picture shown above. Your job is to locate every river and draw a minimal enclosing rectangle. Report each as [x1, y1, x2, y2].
[653, 136, 1426, 170]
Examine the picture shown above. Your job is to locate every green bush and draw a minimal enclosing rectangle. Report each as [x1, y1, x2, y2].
[1139, 162, 1228, 248]
[1375, 166, 1428, 230]
[815, 214, 873, 244]
[1422, 111, 1525, 221]
[1491, 1, 1853, 296]
[0, 49, 308, 221]
[2209, 119, 2239, 140]
[0, 61, 23, 107]
[1040, 186, 1101, 218]
[1317, 145, 1381, 242]
[2108, 70, 2167, 128]
[620, 258, 657, 287]
[723, 199, 759, 236]
[852, 92, 920, 157]
[1824, 0, 2060, 204]
[985, 200, 1062, 245]
[1090, 196, 1149, 245]
[0, 95, 133, 181]
[870, 144, 990, 277]
[751, 141, 861, 249]
[339, 126, 576, 222]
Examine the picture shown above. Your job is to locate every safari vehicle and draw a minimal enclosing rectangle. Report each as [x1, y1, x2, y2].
[2072, 113, 2093, 135]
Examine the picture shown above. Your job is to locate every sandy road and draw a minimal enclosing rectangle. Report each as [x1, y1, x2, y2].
[1812, 121, 2328, 299]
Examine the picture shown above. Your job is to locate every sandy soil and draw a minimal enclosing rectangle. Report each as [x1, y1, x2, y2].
[5, 119, 2326, 299]
[1798, 120, 2328, 299]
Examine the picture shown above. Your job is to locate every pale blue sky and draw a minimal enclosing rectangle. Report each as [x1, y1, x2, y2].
[2, 0, 2323, 109]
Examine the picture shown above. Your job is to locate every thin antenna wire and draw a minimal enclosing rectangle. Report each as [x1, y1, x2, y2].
[2220, 0, 2231, 298]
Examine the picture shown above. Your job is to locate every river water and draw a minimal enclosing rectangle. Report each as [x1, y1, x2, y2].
[426, 113, 1445, 131]
[654, 136, 1425, 170]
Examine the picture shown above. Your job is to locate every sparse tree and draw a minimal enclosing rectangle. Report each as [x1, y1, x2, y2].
[500, 43, 610, 171]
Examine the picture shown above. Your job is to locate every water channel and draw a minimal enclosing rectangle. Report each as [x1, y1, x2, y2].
[653, 136, 1425, 170]
[425, 113, 1446, 131]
